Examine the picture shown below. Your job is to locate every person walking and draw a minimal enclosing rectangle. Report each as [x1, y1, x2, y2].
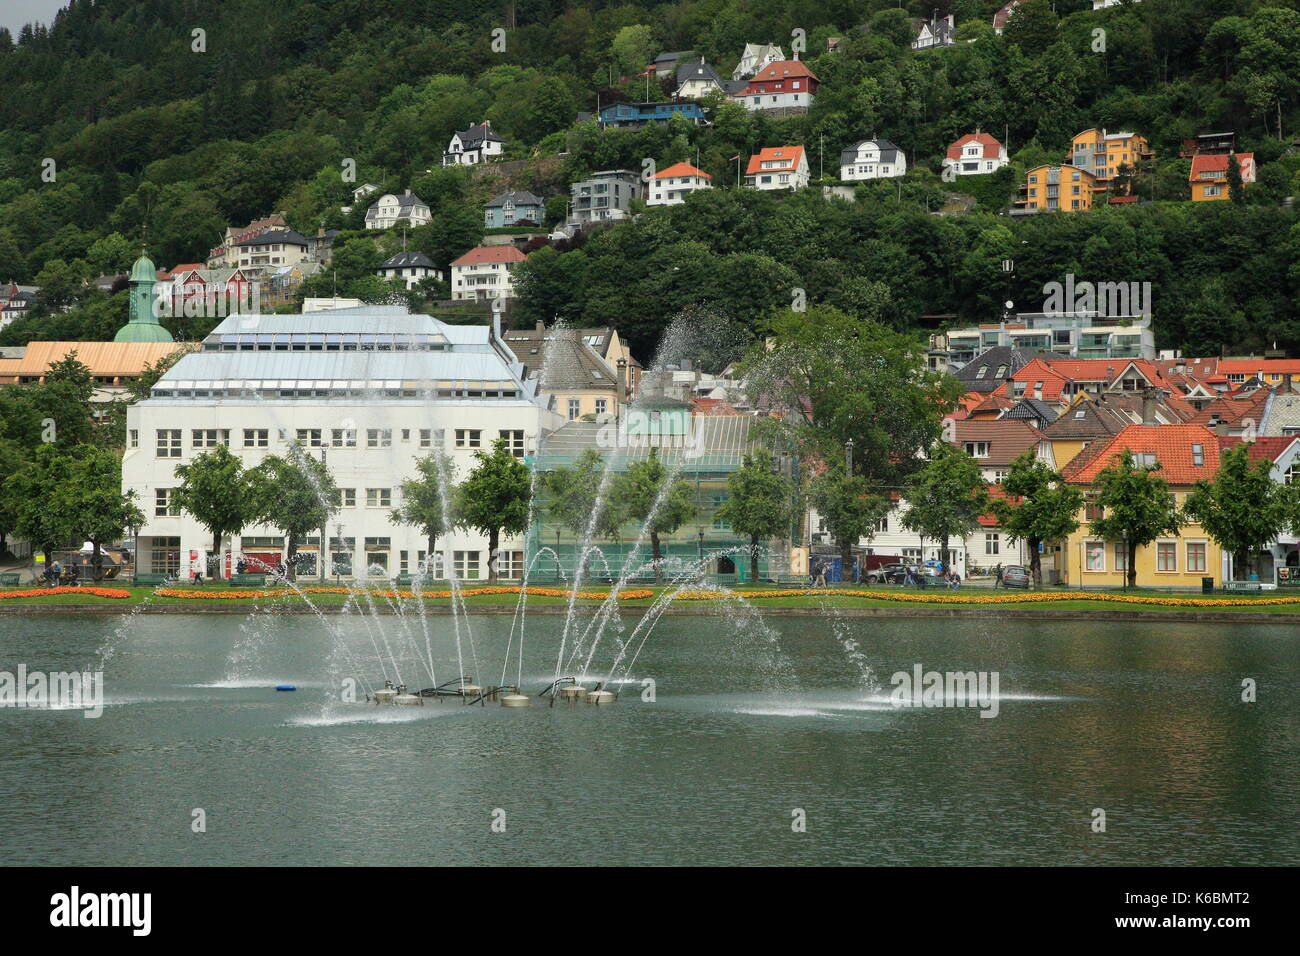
[994, 563, 1004, 588]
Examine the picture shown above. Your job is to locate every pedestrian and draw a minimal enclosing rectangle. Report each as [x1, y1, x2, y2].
[948, 570, 961, 590]
[813, 560, 827, 589]
[905, 566, 916, 587]
[994, 563, 1003, 588]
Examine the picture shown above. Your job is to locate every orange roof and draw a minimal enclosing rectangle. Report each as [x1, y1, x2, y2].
[0, 341, 193, 381]
[1188, 389, 1271, 427]
[1217, 358, 1300, 375]
[450, 246, 526, 266]
[165, 263, 205, 277]
[746, 146, 804, 175]
[1061, 424, 1221, 485]
[1189, 152, 1253, 181]
[946, 132, 1003, 161]
[1218, 435, 1299, 465]
[993, 358, 1173, 402]
[654, 162, 711, 180]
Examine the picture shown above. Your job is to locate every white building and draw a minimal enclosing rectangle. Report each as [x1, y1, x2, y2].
[943, 132, 1009, 176]
[732, 42, 784, 80]
[231, 229, 312, 270]
[839, 139, 906, 181]
[122, 308, 563, 581]
[365, 192, 432, 230]
[744, 146, 809, 191]
[568, 170, 642, 228]
[449, 245, 526, 301]
[912, 14, 955, 50]
[442, 121, 505, 167]
[647, 162, 713, 206]
[378, 252, 442, 290]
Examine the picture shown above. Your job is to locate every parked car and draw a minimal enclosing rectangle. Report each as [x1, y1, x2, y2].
[1002, 565, 1031, 589]
[864, 563, 909, 585]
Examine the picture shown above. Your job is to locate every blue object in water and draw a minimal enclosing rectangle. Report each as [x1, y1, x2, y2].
[275, 685, 297, 692]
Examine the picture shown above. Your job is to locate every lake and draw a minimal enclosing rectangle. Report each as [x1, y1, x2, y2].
[0, 609, 1295, 865]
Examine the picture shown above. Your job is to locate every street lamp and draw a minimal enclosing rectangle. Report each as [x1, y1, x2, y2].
[131, 520, 141, 583]
[844, 438, 854, 475]
[697, 526, 705, 568]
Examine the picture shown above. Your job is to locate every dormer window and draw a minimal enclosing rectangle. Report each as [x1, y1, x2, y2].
[964, 441, 990, 458]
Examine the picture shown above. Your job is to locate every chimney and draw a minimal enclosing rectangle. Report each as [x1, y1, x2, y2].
[535, 319, 545, 332]
[1140, 386, 1155, 425]
[1215, 422, 1231, 437]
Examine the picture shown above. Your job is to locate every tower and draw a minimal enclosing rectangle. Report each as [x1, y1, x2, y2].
[114, 250, 173, 343]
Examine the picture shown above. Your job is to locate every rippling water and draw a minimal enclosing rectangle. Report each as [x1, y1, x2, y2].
[0, 612, 1295, 865]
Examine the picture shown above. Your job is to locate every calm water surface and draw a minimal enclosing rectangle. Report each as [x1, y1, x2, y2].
[0, 609, 1295, 865]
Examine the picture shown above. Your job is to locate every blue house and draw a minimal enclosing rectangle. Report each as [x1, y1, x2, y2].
[597, 101, 709, 129]
[484, 191, 545, 229]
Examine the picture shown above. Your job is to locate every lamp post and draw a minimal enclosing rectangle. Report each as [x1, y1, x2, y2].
[844, 437, 854, 475]
[131, 521, 141, 583]
[1001, 258, 1015, 328]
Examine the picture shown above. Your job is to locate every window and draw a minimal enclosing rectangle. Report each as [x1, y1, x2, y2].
[568, 398, 581, 420]
[329, 537, 354, 577]
[455, 550, 480, 580]
[1137, 452, 1158, 468]
[1115, 541, 1129, 572]
[1157, 541, 1177, 572]
[129, 429, 138, 448]
[331, 428, 356, 448]
[150, 537, 181, 576]
[1191, 443, 1204, 467]
[366, 488, 391, 507]
[156, 429, 182, 458]
[419, 428, 444, 449]
[985, 533, 1000, 555]
[192, 429, 229, 448]
[154, 488, 179, 517]
[964, 441, 990, 458]
[711, 494, 730, 531]
[498, 551, 524, 580]
[332, 488, 356, 508]
[296, 428, 323, 447]
[455, 429, 481, 448]
[243, 428, 268, 448]
[1085, 540, 1105, 571]
[1286, 463, 1300, 486]
[874, 516, 889, 533]
[1186, 541, 1207, 573]
[1085, 500, 1105, 521]
[498, 430, 525, 457]
[366, 428, 392, 448]
[595, 398, 607, 415]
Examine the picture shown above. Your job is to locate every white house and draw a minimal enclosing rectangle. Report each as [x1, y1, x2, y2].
[912, 14, 955, 50]
[121, 307, 564, 583]
[732, 42, 784, 80]
[675, 61, 743, 99]
[365, 192, 432, 230]
[377, 252, 442, 290]
[647, 162, 713, 206]
[442, 121, 505, 167]
[744, 147, 809, 191]
[732, 58, 819, 113]
[943, 132, 1009, 176]
[449, 245, 526, 301]
[231, 229, 311, 270]
[343, 182, 382, 212]
[839, 139, 906, 181]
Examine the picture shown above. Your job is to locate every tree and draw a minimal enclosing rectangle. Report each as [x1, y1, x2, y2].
[1183, 444, 1294, 581]
[173, 445, 253, 578]
[247, 447, 338, 580]
[541, 447, 622, 539]
[456, 438, 531, 582]
[994, 451, 1084, 588]
[391, 453, 456, 576]
[716, 452, 796, 582]
[813, 467, 888, 580]
[12, 444, 77, 563]
[901, 444, 990, 575]
[59, 446, 144, 580]
[1227, 154, 1246, 204]
[1090, 451, 1183, 590]
[616, 447, 696, 580]
[0, 439, 28, 557]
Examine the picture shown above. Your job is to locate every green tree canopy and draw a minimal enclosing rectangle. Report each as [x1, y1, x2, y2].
[247, 446, 338, 580]
[901, 443, 990, 575]
[994, 451, 1084, 587]
[391, 452, 457, 576]
[174, 444, 253, 576]
[1089, 450, 1183, 589]
[1183, 443, 1296, 580]
[716, 451, 796, 582]
[456, 438, 532, 581]
[615, 447, 696, 580]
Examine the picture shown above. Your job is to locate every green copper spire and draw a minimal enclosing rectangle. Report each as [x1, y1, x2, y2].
[115, 249, 173, 343]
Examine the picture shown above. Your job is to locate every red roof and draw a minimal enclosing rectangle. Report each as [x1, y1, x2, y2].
[1187, 389, 1271, 427]
[654, 162, 711, 180]
[450, 246, 526, 266]
[746, 146, 805, 175]
[993, 358, 1174, 402]
[945, 132, 1003, 161]
[1108, 195, 1139, 204]
[749, 59, 819, 84]
[1189, 152, 1254, 182]
[1217, 358, 1300, 376]
[1218, 436, 1300, 465]
[1061, 424, 1221, 485]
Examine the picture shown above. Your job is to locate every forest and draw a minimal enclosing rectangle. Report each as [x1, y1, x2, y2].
[1, 0, 1299, 357]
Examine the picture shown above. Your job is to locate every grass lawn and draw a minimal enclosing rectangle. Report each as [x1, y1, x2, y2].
[3, 582, 1300, 614]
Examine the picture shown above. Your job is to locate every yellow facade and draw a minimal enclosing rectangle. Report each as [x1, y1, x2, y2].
[1061, 492, 1223, 587]
[1068, 129, 1152, 188]
[1017, 164, 1096, 212]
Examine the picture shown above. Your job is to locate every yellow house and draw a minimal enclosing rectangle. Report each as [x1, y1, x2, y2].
[1016, 164, 1097, 212]
[1189, 151, 1255, 201]
[1058, 424, 1224, 587]
[501, 323, 626, 421]
[1067, 128, 1153, 195]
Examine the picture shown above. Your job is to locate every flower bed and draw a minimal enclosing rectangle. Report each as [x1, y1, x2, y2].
[677, 588, 1300, 608]
[0, 586, 131, 600]
[154, 585, 655, 601]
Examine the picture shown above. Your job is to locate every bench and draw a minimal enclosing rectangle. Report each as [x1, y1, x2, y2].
[1224, 581, 1263, 593]
[132, 573, 172, 587]
[228, 574, 268, 587]
[0, 572, 21, 587]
